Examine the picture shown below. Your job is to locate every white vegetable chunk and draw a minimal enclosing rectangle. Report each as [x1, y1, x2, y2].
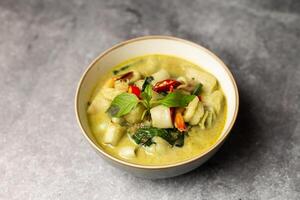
[87, 93, 111, 114]
[119, 146, 136, 159]
[150, 105, 173, 128]
[124, 104, 145, 124]
[103, 123, 125, 146]
[183, 97, 199, 122]
[152, 69, 170, 84]
[189, 102, 205, 125]
[186, 68, 217, 93]
[145, 137, 171, 155]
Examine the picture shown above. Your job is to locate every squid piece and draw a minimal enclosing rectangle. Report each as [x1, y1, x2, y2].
[199, 111, 209, 129]
[189, 102, 205, 125]
[150, 105, 173, 128]
[203, 90, 224, 114]
[205, 110, 215, 128]
[183, 96, 199, 122]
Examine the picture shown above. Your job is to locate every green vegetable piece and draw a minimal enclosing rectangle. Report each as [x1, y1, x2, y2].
[192, 83, 203, 96]
[158, 92, 196, 108]
[142, 76, 154, 91]
[132, 127, 185, 147]
[106, 93, 139, 117]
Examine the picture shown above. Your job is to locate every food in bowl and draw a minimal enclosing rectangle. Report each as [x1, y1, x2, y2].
[87, 54, 226, 165]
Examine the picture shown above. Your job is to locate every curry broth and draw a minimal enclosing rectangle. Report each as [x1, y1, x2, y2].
[88, 55, 227, 165]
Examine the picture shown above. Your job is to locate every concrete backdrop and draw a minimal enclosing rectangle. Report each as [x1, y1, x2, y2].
[0, 0, 299, 199]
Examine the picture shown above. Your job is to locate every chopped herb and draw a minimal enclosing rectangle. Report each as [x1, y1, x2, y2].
[142, 76, 154, 91]
[106, 93, 139, 117]
[157, 91, 196, 108]
[191, 83, 203, 96]
[132, 127, 185, 147]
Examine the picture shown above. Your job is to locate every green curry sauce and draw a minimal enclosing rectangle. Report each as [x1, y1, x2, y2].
[87, 55, 226, 165]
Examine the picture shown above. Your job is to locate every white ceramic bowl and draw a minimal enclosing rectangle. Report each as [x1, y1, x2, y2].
[75, 36, 239, 179]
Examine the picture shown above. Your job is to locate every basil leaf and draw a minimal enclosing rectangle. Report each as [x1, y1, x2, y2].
[141, 84, 152, 103]
[106, 93, 139, 117]
[142, 76, 154, 91]
[132, 127, 185, 147]
[192, 83, 203, 96]
[157, 92, 196, 108]
[174, 133, 185, 147]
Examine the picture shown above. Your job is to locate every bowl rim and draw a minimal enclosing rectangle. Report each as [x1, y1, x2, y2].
[75, 35, 239, 170]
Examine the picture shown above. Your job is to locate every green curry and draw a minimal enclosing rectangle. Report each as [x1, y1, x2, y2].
[87, 55, 226, 165]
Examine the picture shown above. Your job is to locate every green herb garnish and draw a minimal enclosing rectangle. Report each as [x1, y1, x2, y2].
[106, 93, 139, 117]
[191, 83, 203, 96]
[140, 84, 153, 119]
[157, 91, 196, 108]
[142, 76, 154, 91]
[132, 127, 185, 147]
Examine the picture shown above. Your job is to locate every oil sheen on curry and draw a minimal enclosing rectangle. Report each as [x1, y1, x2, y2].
[87, 55, 227, 165]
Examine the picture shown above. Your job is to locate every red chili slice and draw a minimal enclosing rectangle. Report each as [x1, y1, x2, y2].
[128, 85, 141, 98]
[153, 79, 181, 93]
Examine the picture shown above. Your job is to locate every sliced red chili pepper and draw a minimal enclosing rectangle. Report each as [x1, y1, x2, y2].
[128, 85, 141, 98]
[153, 79, 181, 93]
[169, 85, 174, 92]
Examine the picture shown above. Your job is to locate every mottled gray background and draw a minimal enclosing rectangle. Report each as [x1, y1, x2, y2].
[0, 0, 299, 199]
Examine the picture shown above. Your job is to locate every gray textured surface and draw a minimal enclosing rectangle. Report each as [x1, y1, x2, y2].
[0, 0, 299, 199]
